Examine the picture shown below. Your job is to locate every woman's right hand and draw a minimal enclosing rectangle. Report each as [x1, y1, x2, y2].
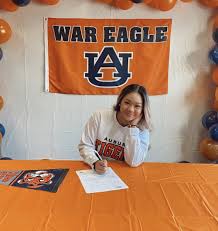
[94, 160, 108, 174]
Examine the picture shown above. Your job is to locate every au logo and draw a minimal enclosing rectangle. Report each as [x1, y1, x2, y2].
[84, 47, 133, 88]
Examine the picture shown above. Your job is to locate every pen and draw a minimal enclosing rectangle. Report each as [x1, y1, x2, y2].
[94, 150, 102, 161]
[94, 150, 107, 172]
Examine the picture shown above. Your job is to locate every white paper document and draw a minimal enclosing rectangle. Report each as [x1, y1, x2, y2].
[76, 167, 128, 193]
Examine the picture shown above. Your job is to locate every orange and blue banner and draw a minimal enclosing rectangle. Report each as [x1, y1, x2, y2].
[44, 18, 172, 95]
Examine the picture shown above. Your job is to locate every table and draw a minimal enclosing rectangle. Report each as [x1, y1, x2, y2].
[0, 160, 217, 230]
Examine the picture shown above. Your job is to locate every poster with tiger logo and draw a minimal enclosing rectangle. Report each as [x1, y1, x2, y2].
[0, 169, 69, 192]
[44, 18, 172, 95]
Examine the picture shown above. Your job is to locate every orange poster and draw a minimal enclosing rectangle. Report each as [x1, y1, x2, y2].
[44, 18, 172, 95]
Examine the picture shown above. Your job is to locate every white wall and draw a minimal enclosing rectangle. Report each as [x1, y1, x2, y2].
[0, 0, 213, 162]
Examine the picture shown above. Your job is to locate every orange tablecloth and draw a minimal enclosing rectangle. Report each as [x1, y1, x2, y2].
[0, 160, 217, 230]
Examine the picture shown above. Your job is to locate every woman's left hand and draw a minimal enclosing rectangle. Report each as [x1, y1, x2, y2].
[130, 114, 142, 126]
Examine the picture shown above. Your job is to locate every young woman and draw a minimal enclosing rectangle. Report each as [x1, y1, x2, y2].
[78, 84, 152, 174]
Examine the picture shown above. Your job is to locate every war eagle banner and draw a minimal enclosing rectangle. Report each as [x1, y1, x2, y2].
[44, 18, 172, 95]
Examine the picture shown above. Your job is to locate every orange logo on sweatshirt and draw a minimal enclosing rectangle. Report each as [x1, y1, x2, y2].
[95, 138, 125, 161]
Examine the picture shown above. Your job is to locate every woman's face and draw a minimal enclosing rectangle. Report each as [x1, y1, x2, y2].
[119, 92, 143, 124]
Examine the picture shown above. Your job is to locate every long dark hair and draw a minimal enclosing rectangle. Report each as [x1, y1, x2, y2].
[114, 84, 152, 130]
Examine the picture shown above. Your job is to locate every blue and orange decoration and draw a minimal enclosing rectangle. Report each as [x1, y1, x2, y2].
[0, 97, 5, 145]
[200, 16, 218, 161]
[96, 0, 218, 11]
[0, 18, 9, 146]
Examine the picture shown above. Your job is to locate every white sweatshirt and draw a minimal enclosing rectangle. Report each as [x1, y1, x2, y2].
[78, 109, 150, 168]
